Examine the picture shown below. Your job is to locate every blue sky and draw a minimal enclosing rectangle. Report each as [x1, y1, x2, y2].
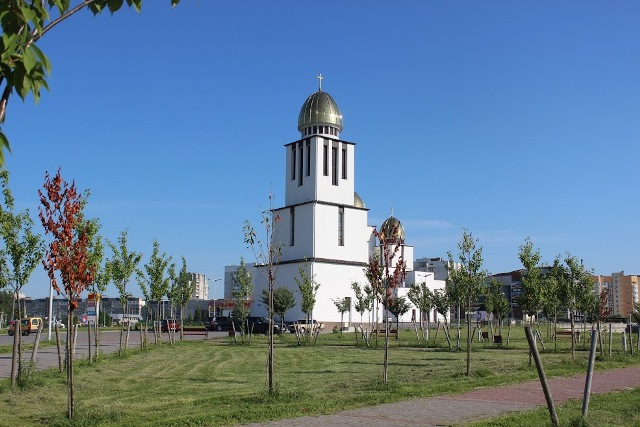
[4, 1, 639, 299]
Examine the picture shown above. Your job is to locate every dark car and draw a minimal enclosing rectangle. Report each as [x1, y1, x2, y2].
[626, 323, 639, 334]
[159, 319, 180, 333]
[244, 316, 281, 335]
[208, 316, 237, 331]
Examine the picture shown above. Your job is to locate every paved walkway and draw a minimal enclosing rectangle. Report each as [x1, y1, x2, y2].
[241, 366, 640, 427]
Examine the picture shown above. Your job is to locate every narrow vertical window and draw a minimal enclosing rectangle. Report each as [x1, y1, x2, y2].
[338, 207, 344, 246]
[298, 141, 303, 186]
[290, 207, 295, 246]
[323, 144, 328, 176]
[332, 146, 338, 185]
[305, 140, 311, 176]
[341, 148, 347, 179]
[291, 145, 296, 180]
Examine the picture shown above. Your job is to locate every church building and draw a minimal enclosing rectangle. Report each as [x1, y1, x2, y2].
[224, 77, 447, 326]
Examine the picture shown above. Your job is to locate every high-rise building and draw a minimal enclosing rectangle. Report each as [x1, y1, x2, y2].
[593, 272, 639, 318]
[188, 273, 208, 300]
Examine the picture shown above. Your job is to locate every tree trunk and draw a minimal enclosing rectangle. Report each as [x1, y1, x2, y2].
[267, 271, 274, 395]
[570, 311, 576, 360]
[66, 311, 75, 419]
[30, 322, 43, 369]
[466, 297, 472, 376]
[94, 321, 100, 360]
[87, 322, 92, 365]
[383, 304, 390, 384]
[55, 324, 63, 373]
[10, 289, 24, 387]
[10, 305, 20, 387]
[118, 321, 125, 355]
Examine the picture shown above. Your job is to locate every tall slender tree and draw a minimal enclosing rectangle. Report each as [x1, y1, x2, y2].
[105, 229, 142, 354]
[366, 224, 407, 383]
[137, 239, 172, 345]
[351, 281, 373, 326]
[0, 170, 44, 388]
[446, 228, 486, 376]
[432, 289, 452, 348]
[518, 238, 545, 326]
[39, 169, 94, 419]
[232, 257, 253, 342]
[483, 278, 510, 338]
[407, 282, 435, 343]
[169, 256, 193, 341]
[295, 264, 321, 330]
[559, 254, 593, 359]
[243, 192, 283, 395]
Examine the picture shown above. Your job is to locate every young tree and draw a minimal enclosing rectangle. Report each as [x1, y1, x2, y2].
[559, 254, 593, 360]
[243, 193, 283, 395]
[232, 257, 253, 341]
[81, 215, 107, 360]
[351, 281, 373, 325]
[518, 238, 545, 326]
[0, 171, 44, 387]
[39, 169, 94, 419]
[261, 287, 295, 331]
[105, 229, 142, 354]
[137, 239, 172, 345]
[169, 256, 193, 341]
[332, 297, 350, 336]
[0, 0, 181, 164]
[366, 224, 407, 383]
[295, 264, 320, 332]
[407, 282, 435, 343]
[446, 229, 486, 377]
[432, 288, 452, 348]
[388, 295, 410, 341]
[483, 278, 510, 338]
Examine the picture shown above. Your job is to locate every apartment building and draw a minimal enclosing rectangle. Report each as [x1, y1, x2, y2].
[593, 271, 639, 319]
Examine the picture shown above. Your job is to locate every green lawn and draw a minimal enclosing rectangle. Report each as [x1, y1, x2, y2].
[0, 326, 638, 427]
[466, 387, 640, 427]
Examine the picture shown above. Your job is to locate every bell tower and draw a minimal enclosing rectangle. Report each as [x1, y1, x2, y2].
[284, 74, 355, 207]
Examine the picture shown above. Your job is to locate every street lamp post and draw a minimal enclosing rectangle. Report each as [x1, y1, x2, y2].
[208, 277, 222, 316]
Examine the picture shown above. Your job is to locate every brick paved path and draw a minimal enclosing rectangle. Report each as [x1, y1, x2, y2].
[241, 366, 640, 427]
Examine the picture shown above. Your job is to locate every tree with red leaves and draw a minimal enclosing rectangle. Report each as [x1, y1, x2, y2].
[365, 224, 407, 384]
[39, 168, 95, 420]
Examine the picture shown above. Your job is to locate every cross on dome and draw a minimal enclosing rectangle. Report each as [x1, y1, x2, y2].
[317, 73, 324, 91]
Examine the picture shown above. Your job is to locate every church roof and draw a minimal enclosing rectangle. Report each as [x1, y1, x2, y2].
[297, 90, 343, 131]
[354, 192, 365, 208]
[380, 216, 405, 243]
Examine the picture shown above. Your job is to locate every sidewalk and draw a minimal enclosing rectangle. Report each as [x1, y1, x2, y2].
[241, 366, 640, 427]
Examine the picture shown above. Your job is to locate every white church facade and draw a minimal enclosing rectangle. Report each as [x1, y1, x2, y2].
[224, 78, 447, 327]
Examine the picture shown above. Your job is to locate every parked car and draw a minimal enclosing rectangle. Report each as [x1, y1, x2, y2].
[208, 316, 237, 331]
[159, 319, 180, 333]
[626, 323, 639, 334]
[243, 316, 281, 335]
[8, 317, 43, 336]
[288, 319, 325, 334]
